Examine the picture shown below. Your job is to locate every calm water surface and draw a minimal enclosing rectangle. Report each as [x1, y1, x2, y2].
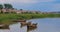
[0, 18, 60, 32]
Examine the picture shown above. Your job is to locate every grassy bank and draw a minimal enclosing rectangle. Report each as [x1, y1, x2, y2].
[0, 13, 60, 25]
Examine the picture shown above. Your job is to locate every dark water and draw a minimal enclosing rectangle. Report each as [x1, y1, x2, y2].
[0, 18, 60, 32]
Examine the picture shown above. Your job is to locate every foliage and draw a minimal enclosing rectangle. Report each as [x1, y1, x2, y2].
[0, 14, 60, 24]
[4, 4, 13, 9]
[0, 4, 3, 9]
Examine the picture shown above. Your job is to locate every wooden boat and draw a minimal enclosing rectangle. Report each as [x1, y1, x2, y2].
[27, 23, 37, 32]
[27, 27, 37, 32]
[0, 24, 9, 29]
[27, 22, 31, 25]
[20, 22, 31, 28]
[27, 23, 37, 29]
[13, 19, 26, 22]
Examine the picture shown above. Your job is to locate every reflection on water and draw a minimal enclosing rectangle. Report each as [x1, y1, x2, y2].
[27, 26, 37, 32]
[0, 18, 60, 32]
[27, 22, 37, 32]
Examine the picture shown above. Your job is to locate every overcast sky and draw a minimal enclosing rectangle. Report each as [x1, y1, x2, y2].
[0, 0, 60, 12]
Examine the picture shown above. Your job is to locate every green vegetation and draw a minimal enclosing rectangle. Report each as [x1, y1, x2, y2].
[0, 4, 13, 9]
[0, 4, 3, 9]
[0, 13, 60, 25]
[0, 4, 60, 25]
[0, 4, 3, 13]
[4, 4, 13, 9]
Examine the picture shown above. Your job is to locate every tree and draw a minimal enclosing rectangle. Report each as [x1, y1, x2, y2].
[4, 4, 13, 9]
[0, 4, 3, 13]
[0, 4, 3, 9]
[20, 9, 23, 11]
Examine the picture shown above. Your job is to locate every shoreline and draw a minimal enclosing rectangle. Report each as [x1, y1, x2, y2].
[0, 13, 60, 25]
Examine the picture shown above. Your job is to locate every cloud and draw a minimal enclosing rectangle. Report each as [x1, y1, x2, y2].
[38, 0, 54, 2]
[52, 4, 60, 11]
[0, 0, 55, 4]
[0, 0, 38, 4]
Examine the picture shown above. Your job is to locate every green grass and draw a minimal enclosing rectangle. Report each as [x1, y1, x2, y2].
[0, 13, 60, 25]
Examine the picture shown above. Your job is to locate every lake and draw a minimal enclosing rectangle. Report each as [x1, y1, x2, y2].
[0, 18, 60, 32]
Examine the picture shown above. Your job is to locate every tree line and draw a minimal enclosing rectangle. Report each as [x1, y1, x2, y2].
[0, 4, 13, 9]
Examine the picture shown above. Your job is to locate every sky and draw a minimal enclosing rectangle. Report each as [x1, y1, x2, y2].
[0, 0, 60, 12]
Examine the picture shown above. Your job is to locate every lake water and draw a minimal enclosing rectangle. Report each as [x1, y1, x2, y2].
[0, 18, 60, 32]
